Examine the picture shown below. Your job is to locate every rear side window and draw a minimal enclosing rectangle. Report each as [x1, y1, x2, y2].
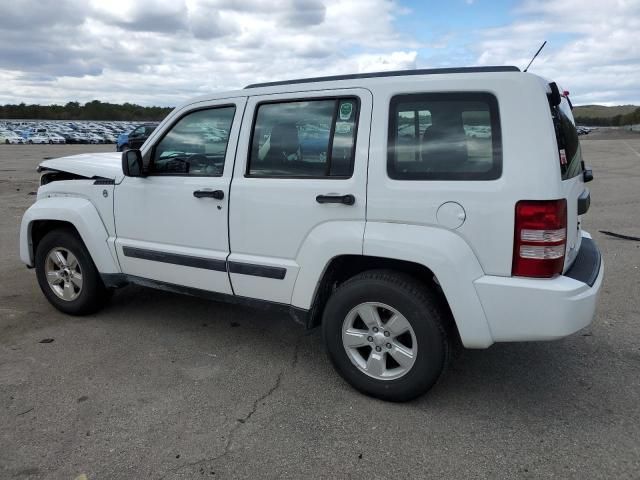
[388, 92, 501, 180]
[552, 105, 583, 180]
[248, 97, 359, 178]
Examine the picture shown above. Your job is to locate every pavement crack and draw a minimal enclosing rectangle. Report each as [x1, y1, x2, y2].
[157, 370, 284, 479]
[290, 333, 304, 370]
[237, 370, 283, 426]
[599, 230, 640, 241]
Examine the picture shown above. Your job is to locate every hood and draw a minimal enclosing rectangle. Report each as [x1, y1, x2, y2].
[39, 152, 124, 181]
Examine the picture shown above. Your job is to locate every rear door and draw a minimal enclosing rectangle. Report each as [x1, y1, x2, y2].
[228, 88, 372, 304]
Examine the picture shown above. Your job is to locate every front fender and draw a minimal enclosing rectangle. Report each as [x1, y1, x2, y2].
[20, 196, 120, 274]
[363, 222, 494, 348]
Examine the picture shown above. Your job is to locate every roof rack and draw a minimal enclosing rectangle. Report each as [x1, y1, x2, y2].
[244, 66, 520, 89]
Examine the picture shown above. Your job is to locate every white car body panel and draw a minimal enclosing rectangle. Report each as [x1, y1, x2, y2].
[475, 232, 602, 341]
[290, 220, 365, 308]
[40, 153, 124, 181]
[113, 97, 247, 295]
[20, 196, 120, 274]
[228, 88, 372, 304]
[363, 222, 493, 348]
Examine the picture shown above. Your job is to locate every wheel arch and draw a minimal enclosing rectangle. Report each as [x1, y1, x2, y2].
[305, 254, 462, 344]
[20, 197, 120, 274]
[299, 222, 496, 348]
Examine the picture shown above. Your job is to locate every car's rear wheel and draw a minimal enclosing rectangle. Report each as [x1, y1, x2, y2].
[322, 270, 450, 402]
[35, 228, 110, 315]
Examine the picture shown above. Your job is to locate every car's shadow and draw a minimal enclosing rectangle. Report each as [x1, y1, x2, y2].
[102, 283, 612, 418]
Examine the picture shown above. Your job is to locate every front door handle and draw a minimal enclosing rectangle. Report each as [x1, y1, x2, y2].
[193, 189, 224, 199]
[316, 194, 355, 205]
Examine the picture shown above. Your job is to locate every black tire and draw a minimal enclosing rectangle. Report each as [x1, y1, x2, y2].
[35, 228, 110, 315]
[322, 270, 450, 402]
[121, 143, 129, 152]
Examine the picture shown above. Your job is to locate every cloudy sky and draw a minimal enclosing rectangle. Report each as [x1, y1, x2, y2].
[0, 0, 638, 107]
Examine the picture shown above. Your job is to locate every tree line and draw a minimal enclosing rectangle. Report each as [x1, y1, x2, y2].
[574, 107, 640, 126]
[0, 100, 173, 121]
[2, 99, 638, 127]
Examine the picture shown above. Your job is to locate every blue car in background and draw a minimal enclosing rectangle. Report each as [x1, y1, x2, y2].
[116, 123, 157, 151]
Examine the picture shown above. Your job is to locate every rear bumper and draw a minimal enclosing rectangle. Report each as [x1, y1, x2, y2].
[474, 232, 603, 343]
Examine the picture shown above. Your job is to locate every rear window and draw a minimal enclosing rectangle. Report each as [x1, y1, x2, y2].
[248, 97, 359, 178]
[387, 92, 501, 180]
[552, 105, 583, 180]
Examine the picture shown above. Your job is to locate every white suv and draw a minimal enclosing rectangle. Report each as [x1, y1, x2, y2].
[19, 67, 603, 401]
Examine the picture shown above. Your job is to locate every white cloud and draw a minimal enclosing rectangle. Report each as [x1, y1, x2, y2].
[0, 0, 417, 106]
[474, 0, 640, 105]
[0, 0, 638, 106]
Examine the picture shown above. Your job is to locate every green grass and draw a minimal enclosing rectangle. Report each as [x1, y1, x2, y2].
[573, 105, 638, 119]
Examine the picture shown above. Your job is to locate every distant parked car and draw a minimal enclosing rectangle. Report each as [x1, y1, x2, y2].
[117, 123, 157, 151]
[60, 133, 82, 144]
[46, 133, 66, 144]
[87, 133, 105, 144]
[25, 133, 49, 144]
[102, 133, 117, 144]
[0, 131, 25, 144]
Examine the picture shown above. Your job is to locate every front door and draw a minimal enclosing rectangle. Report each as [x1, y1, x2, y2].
[114, 98, 246, 293]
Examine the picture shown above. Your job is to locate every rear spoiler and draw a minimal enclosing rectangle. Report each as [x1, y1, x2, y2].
[547, 82, 562, 107]
[548, 82, 574, 110]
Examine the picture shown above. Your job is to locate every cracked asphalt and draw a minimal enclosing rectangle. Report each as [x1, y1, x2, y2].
[1, 132, 640, 479]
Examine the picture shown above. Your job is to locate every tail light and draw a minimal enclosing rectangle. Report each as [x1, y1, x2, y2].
[512, 199, 567, 278]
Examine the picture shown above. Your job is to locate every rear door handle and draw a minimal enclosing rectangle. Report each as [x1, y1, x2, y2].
[193, 189, 224, 199]
[316, 194, 355, 205]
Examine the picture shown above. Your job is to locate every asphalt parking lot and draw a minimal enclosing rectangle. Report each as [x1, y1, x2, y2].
[1, 134, 639, 479]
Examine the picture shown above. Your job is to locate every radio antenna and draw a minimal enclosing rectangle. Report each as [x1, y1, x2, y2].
[523, 41, 547, 72]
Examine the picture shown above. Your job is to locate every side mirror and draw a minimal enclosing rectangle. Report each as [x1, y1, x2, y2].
[122, 149, 144, 177]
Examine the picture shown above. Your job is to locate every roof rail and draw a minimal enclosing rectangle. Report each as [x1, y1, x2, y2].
[244, 66, 520, 89]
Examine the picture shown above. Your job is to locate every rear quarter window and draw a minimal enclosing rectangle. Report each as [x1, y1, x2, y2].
[387, 92, 502, 180]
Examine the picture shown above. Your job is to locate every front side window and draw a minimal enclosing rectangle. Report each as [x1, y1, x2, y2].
[248, 97, 359, 177]
[388, 92, 501, 180]
[150, 106, 235, 176]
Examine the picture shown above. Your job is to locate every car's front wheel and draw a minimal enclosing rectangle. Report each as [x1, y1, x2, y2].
[35, 228, 110, 315]
[322, 270, 450, 402]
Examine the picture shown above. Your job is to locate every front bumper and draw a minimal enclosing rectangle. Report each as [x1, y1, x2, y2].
[474, 232, 603, 343]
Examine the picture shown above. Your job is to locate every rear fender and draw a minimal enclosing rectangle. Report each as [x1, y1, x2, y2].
[363, 222, 494, 348]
